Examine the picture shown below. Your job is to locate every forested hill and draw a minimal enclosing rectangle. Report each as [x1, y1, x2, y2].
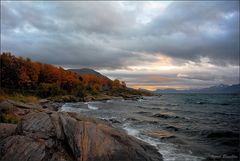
[0, 52, 151, 98]
[69, 68, 109, 79]
[0, 52, 127, 97]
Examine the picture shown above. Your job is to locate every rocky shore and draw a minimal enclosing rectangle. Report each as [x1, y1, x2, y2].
[0, 99, 163, 161]
[47, 94, 144, 103]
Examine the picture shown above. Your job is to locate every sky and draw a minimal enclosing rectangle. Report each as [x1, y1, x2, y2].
[1, 1, 239, 90]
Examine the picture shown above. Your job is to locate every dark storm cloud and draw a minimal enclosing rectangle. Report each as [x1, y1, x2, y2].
[147, 1, 239, 35]
[1, 1, 140, 69]
[115, 1, 239, 65]
[1, 1, 239, 67]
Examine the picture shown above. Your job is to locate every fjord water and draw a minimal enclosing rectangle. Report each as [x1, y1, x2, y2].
[60, 94, 240, 161]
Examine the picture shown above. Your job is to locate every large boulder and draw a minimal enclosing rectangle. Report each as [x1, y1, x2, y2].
[0, 100, 163, 161]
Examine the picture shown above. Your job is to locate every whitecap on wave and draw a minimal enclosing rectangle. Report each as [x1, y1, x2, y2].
[60, 103, 88, 112]
[87, 104, 99, 110]
[122, 123, 203, 161]
[140, 137, 203, 161]
[137, 99, 144, 102]
[106, 100, 113, 103]
[123, 126, 139, 136]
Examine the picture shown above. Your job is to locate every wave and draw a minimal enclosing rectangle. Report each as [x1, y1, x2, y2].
[196, 101, 205, 104]
[122, 124, 140, 136]
[125, 117, 139, 122]
[165, 125, 179, 132]
[136, 120, 159, 125]
[138, 135, 203, 161]
[152, 113, 183, 120]
[106, 100, 112, 103]
[137, 105, 160, 110]
[206, 131, 239, 139]
[87, 104, 99, 110]
[194, 101, 232, 106]
[60, 103, 88, 113]
[136, 111, 152, 115]
[101, 117, 121, 124]
[199, 130, 239, 142]
[212, 112, 240, 116]
[199, 130, 240, 148]
[147, 130, 176, 140]
[166, 103, 179, 106]
[137, 98, 146, 102]
[122, 124, 203, 161]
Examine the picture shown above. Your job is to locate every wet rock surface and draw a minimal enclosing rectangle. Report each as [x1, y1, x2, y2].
[0, 100, 163, 161]
[147, 130, 175, 139]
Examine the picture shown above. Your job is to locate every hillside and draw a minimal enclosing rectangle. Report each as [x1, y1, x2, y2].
[69, 68, 109, 80]
[0, 52, 151, 100]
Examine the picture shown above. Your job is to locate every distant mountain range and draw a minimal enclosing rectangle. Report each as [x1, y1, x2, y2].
[154, 84, 240, 94]
[69, 68, 111, 80]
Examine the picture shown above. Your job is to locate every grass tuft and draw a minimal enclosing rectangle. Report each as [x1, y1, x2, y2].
[0, 94, 39, 103]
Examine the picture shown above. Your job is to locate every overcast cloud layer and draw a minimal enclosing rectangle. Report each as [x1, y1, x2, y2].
[1, 1, 239, 89]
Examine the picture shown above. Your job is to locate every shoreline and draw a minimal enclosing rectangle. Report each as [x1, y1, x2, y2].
[0, 99, 163, 161]
[59, 95, 240, 161]
[39, 94, 145, 111]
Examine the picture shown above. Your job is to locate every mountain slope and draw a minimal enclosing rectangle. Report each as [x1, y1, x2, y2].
[69, 68, 110, 80]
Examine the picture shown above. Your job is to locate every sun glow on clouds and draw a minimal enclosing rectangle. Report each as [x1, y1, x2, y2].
[127, 53, 179, 71]
[129, 85, 186, 91]
[99, 53, 177, 73]
[99, 54, 239, 90]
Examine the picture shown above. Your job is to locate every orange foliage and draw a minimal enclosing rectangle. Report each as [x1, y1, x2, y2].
[0, 52, 127, 97]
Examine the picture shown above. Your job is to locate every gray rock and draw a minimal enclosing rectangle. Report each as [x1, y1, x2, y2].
[19, 112, 55, 139]
[7, 100, 42, 109]
[0, 100, 163, 161]
[0, 135, 46, 161]
[0, 123, 17, 139]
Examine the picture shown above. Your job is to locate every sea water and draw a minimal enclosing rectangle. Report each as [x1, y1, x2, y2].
[60, 94, 240, 161]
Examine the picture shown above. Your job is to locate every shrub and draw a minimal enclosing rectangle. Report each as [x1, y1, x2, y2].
[0, 95, 7, 102]
[0, 114, 20, 124]
[9, 94, 39, 103]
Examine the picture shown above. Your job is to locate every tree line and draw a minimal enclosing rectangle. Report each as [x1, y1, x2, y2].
[0, 52, 127, 97]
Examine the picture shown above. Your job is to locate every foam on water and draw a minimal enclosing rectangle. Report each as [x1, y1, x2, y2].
[138, 99, 144, 102]
[106, 99, 125, 103]
[122, 124, 203, 161]
[59, 94, 240, 161]
[87, 103, 99, 110]
[123, 124, 140, 136]
[60, 103, 88, 112]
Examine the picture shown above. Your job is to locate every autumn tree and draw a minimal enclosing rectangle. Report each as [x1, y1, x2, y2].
[0, 52, 130, 97]
[112, 79, 121, 89]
